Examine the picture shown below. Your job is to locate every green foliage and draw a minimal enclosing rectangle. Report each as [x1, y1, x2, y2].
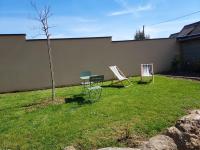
[0, 76, 200, 150]
[134, 30, 150, 40]
[171, 55, 181, 72]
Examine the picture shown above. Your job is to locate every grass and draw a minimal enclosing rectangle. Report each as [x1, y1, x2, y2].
[0, 75, 200, 150]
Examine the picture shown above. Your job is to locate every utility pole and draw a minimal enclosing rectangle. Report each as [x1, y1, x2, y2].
[143, 25, 145, 40]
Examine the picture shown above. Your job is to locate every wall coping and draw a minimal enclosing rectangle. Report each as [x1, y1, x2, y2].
[0, 34, 172, 42]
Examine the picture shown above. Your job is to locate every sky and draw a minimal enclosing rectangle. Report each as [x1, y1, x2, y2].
[0, 0, 200, 41]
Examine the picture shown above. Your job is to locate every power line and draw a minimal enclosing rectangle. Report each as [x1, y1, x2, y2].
[149, 10, 200, 26]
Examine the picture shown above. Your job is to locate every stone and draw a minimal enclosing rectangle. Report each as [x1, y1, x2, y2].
[189, 110, 200, 115]
[98, 148, 140, 150]
[166, 126, 186, 150]
[167, 110, 200, 150]
[141, 135, 177, 150]
[63, 146, 76, 150]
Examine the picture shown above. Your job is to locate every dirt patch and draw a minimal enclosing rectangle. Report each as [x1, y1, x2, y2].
[165, 75, 200, 82]
[162, 72, 200, 82]
[116, 124, 147, 148]
[117, 134, 145, 148]
[23, 98, 65, 112]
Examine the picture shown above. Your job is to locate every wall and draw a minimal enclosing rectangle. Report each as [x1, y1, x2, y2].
[180, 39, 200, 72]
[181, 39, 200, 62]
[0, 34, 179, 93]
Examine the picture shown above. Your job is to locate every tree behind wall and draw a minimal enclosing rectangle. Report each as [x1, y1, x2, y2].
[32, 3, 56, 100]
[134, 26, 150, 40]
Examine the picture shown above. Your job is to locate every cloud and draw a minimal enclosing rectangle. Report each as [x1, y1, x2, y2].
[69, 26, 102, 33]
[113, 0, 129, 8]
[109, 10, 133, 16]
[136, 4, 152, 12]
[54, 16, 97, 23]
[0, 15, 99, 39]
[51, 34, 67, 38]
[47, 16, 100, 34]
[108, 3, 152, 16]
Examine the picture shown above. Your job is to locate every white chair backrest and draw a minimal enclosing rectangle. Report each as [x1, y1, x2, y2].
[141, 64, 153, 76]
[109, 66, 126, 80]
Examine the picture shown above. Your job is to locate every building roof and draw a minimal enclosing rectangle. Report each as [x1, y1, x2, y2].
[169, 32, 179, 38]
[169, 21, 200, 41]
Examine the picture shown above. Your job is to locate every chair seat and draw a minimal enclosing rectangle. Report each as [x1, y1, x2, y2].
[81, 81, 92, 85]
[118, 76, 128, 81]
[142, 74, 153, 77]
[88, 86, 102, 91]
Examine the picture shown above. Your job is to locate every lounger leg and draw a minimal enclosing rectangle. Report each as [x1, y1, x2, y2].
[111, 75, 115, 85]
[152, 75, 154, 84]
[111, 79, 114, 85]
[120, 80, 124, 86]
[122, 79, 132, 87]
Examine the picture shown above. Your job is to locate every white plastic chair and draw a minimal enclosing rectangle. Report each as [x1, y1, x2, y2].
[141, 64, 154, 83]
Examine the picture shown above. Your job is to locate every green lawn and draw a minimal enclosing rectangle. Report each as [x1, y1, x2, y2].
[0, 76, 200, 150]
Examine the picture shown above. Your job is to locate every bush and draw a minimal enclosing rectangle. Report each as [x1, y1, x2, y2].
[171, 55, 181, 72]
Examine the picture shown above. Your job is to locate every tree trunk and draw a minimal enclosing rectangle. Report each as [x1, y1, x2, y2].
[31, 3, 56, 101]
[46, 36, 55, 100]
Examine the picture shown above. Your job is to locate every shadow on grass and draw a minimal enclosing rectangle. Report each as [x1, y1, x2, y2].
[65, 94, 92, 105]
[137, 80, 152, 85]
[101, 84, 125, 89]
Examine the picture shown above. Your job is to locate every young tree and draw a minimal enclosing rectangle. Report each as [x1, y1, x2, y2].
[134, 26, 150, 40]
[31, 3, 56, 100]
